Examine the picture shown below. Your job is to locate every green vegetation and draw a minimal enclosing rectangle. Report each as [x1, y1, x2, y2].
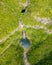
[27, 33, 52, 65]
[0, 0, 23, 39]
[46, 22, 52, 30]
[26, 28, 48, 44]
[0, 31, 24, 65]
[35, 51, 52, 65]
[0, 30, 21, 52]
[0, 0, 52, 65]
[28, 0, 52, 19]
[0, 0, 52, 39]
[0, 44, 24, 65]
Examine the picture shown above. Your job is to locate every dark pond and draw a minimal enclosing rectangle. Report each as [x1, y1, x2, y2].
[21, 9, 26, 13]
[21, 38, 30, 48]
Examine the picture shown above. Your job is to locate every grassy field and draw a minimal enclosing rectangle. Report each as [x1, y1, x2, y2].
[29, 0, 52, 18]
[0, 0, 23, 39]
[0, 31, 24, 65]
[0, 0, 52, 39]
[0, 0, 52, 65]
[0, 44, 24, 65]
[27, 28, 52, 65]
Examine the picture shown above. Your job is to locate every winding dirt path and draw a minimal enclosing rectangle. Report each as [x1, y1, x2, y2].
[23, 48, 30, 65]
[0, 25, 52, 43]
[0, 1, 52, 65]
[0, 41, 13, 55]
[25, 25, 52, 34]
[0, 28, 18, 43]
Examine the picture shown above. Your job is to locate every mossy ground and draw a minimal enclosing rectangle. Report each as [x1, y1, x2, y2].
[0, 0, 52, 65]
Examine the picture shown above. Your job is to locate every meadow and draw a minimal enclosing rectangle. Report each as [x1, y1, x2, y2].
[0, 0, 52, 65]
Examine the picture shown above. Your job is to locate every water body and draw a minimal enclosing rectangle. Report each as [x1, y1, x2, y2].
[21, 38, 30, 48]
[21, 0, 30, 13]
[21, 9, 26, 13]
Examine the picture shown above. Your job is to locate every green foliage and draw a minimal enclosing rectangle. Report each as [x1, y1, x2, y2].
[35, 51, 52, 65]
[27, 34, 52, 65]
[0, 31, 24, 65]
[0, 44, 24, 65]
[0, 0, 52, 65]
[29, 0, 52, 18]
